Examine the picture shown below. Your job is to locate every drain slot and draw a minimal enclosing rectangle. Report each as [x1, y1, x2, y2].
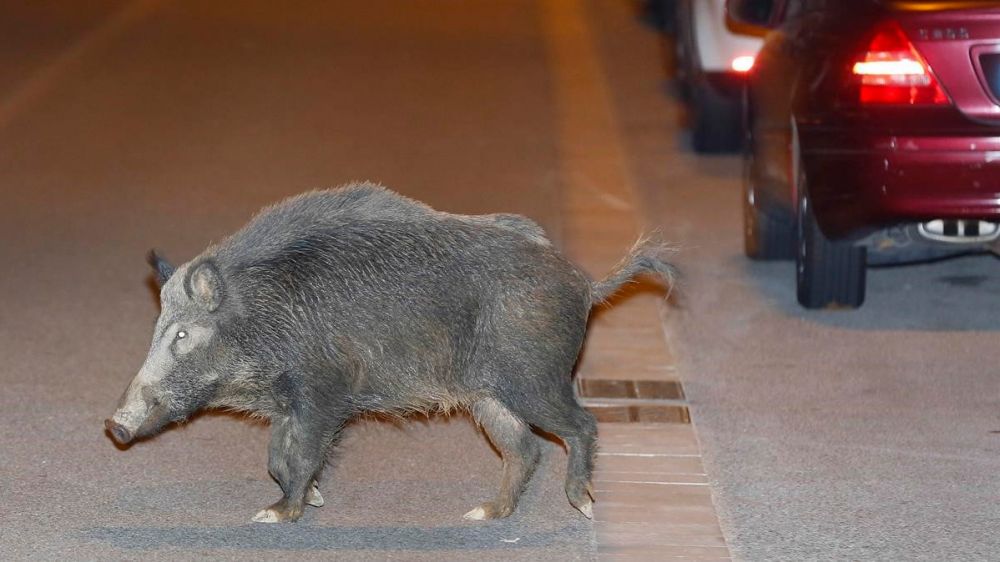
[577, 378, 690, 423]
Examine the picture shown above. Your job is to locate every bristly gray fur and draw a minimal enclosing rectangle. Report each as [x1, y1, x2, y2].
[590, 234, 678, 304]
[108, 182, 678, 523]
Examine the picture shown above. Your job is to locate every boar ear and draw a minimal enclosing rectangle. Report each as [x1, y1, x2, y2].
[184, 260, 225, 312]
[147, 250, 176, 288]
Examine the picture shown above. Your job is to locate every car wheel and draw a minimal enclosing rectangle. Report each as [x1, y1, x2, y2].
[650, 0, 677, 34]
[795, 178, 867, 309]
[743, 125, 794, 259]
[744, 182, 794, 260]
[692, 81, 742, 154]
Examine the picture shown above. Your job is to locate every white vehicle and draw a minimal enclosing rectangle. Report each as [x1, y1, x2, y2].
[675, 0, 764, 153]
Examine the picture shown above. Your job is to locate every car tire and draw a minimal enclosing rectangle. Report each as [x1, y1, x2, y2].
[744, 182, 794, 260]
[692, 81, 742, 154]
[649, 0, 677, 34]
[796, 179, 866, 309]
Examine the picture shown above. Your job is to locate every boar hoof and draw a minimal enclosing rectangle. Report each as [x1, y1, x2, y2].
[462, 501, 514, 521]
[305, 485, 324, 508]
[252, 509, 281, 523]
[462, 507, 487, 521]
[252, 505, 303, 523]
[575, 500, 594, 519]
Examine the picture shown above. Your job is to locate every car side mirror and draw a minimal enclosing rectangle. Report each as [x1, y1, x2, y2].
[727, 0, 779, 31]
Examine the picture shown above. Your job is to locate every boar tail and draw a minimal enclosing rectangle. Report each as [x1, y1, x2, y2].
[590, 235, 679, 305]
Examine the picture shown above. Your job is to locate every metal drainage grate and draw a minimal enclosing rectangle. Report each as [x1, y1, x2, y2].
[576, 378, 690, 424]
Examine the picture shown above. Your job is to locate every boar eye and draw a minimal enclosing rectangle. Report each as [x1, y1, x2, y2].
[177, 330, 188, 340]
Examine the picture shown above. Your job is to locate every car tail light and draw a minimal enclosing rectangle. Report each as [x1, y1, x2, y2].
[731, 55, 755, 73]
[852, 21, 949, 105]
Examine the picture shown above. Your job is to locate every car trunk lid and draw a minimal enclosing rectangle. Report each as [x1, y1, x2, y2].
[895, 6, 1000, 122]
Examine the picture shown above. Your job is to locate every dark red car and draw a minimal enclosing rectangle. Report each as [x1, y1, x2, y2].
[731, 0, 1000, 308]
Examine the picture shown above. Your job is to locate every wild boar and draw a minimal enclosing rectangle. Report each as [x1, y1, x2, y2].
[106, 183, 676, 523]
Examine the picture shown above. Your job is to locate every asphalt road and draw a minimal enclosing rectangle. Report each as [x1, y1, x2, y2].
[0, 1, 588, 559]
[3, 1, 1000, 561]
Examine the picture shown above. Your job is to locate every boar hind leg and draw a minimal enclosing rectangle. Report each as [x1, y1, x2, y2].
[514, 387, 597, 519]
[252, 415, 331, 523]
[464, 398, 541, 521]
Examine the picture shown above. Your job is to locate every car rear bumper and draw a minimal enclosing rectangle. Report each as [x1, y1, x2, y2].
[801, 130, 1000, 240]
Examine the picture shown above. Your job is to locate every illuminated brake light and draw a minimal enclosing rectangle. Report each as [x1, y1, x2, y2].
[853, 21, 948, 105]
[853, 59, 926, 78]
[731, 55, 755, 73]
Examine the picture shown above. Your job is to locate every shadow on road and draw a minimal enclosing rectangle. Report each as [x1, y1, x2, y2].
[742, 253, 1000, 331]
[79, 522, 576, 552]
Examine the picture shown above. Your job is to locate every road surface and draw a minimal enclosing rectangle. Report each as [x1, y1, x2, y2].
[2, 1, 999, 560]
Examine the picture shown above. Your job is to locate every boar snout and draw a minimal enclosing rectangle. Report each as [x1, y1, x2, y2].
[105, 418, 133, 444]
[107, 378, 171, 445]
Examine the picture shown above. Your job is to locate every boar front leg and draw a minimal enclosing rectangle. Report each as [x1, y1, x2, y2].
[252, 414, 331, 523]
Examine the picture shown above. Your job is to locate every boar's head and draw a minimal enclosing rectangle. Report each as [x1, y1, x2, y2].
[106, 251, 229, 445]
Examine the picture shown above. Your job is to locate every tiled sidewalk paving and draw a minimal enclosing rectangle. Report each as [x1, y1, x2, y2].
[573, 275, 731, 560]
[543, 0, 731, 559]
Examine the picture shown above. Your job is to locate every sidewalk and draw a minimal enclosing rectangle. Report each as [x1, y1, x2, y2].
[544, 0, 730, 559]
